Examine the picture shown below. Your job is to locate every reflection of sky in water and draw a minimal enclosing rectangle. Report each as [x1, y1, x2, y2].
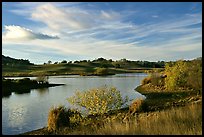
[8, 104, 26, 127]
[2, 73, 147, 135]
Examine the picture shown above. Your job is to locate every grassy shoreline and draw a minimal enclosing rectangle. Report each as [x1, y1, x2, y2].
[20, 83, 202, 135]
[2, 69, 146, 77]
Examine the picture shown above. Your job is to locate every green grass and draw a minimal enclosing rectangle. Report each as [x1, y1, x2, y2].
[2, 63, 153, 77]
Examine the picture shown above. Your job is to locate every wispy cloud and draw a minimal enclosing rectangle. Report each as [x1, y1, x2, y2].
[2, 2, 202, 63]
[30, 3, 122, 31]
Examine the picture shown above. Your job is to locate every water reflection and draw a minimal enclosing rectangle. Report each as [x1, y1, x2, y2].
[36, 88, 49, 96]
[8, 104, 27, 128]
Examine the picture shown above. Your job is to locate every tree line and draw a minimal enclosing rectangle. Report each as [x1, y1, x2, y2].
[44, 57, 166, 68]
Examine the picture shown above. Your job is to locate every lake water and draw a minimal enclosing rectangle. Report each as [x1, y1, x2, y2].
[2, 73, 147, 135]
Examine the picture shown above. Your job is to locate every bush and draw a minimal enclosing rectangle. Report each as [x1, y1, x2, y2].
[128, 98, 144, 115]
[164, 60, 202, 91]
[47, 106, 70, 132]
[68, 109, 83, 127]
[67, 86, 129, 116]
[186, 59, 202, 91]
[141, 77, 152, 85]
[150, 73, 165, 87]
[94, 68, 109, 76]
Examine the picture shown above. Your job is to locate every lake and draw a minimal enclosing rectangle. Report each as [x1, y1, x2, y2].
[2, 73, 147, 135]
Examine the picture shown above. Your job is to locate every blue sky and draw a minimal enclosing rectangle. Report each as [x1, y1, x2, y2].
[2, 2, 202, 64]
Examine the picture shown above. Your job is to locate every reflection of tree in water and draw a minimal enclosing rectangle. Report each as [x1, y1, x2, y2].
[37, 88, 49, 96]
[15, 89, 31, 94]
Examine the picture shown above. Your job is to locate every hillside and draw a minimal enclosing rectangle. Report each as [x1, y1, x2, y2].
[2, 55, 34, 66]
[2, 55, 166, 77]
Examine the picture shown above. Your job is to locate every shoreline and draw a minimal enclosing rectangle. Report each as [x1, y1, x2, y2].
[2, 68, 152, 77]
[20, 84, 202, 135]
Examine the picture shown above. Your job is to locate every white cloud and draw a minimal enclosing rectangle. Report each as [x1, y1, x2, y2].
[2, 25, 59, 42]
[100, 10, 120, 20]
[31, 3, 95, 31]
[30, 3, 122, 32]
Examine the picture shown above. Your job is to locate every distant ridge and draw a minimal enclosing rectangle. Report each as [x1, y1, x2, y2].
[2, 55, 34, 66]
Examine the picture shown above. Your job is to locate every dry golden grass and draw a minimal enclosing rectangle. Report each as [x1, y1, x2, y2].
[128, 98, 144, 115]
[47, 106, 70, 132]
[141, 77, 152, 85]
[80, 102, 202, 135]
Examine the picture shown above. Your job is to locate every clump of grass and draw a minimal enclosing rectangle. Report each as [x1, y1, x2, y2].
[128, 98, 144, 115]
[47, 106, 84, 132]
[47, 106, 70, 132]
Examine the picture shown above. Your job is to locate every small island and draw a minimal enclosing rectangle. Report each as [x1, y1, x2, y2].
[2, 76, 65, 97]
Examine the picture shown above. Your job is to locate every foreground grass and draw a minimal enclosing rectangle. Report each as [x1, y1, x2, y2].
[89, 103, 202, 135]
[22, 102, 202, 135]
[77, 103, 202, 135]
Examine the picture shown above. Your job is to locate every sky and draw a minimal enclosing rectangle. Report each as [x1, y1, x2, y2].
[2, 2, 202, 64]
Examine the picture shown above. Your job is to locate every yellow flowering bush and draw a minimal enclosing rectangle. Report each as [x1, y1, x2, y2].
[67, 86, 128, 115]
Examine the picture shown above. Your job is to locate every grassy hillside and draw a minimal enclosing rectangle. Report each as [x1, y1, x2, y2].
[2, 55, 164, 77]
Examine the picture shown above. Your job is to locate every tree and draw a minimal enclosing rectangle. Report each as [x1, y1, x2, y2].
[74, 61, 79, 64]
[114, 63, 121, 68]
[61, 60, 67, 64]
[48, 60, 52, 64]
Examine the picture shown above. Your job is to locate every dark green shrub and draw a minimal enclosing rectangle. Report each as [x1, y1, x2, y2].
[94, 68, 108, 76]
